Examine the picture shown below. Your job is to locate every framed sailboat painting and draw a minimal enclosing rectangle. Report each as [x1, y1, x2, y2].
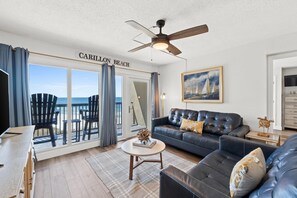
[181, 66, 223, 103]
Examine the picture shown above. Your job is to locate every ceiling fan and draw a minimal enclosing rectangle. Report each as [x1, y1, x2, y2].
[126, 19, 208, 56]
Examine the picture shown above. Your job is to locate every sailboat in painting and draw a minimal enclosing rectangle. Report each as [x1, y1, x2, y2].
[202, 77, 210, 97]
[211, 82, 217, 94]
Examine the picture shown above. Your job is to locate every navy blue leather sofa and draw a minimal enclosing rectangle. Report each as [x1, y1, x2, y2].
[160, 134, 297, 198]
[152, 108, 250, 157]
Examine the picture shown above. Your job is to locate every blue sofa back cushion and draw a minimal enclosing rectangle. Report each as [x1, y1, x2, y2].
[266, 134, 297, 169]
[198, 111, 242, 135]
[250, 134, 297, 198]
[168, 108, 199, 127]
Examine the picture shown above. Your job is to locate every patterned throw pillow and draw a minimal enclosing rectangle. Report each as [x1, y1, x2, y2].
[180, 118, 204, 134]
[230, 148, 266, 197]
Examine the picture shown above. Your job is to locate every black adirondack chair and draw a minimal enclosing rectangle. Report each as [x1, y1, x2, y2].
[31, 93, 59, 147]
[80, 95, 99, 140]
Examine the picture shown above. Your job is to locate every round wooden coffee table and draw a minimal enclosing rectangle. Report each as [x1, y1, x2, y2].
[121, 138, 166, 180]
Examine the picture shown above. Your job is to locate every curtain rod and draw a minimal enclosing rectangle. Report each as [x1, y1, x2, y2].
[29, 51, 160, 75]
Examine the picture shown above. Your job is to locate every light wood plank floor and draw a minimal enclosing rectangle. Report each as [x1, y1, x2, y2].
[34, 143, 201, 198]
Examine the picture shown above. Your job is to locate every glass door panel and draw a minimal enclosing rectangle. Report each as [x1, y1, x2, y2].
[29, 64, 67, 151]
[72, 69, 99, 143]
[128, 78, 149, 133]
[116, 76, 123, 136]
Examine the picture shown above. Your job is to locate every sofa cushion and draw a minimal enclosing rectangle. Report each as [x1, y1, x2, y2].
[154, 125, 185, 140]
[249, 134, 297, 198]
[198, 110, 242, 135]
[182, 132, 219, 151]
[180, 118, 204, 134]
[168, 108, 199, 127]
[266, 134, 297, 170]
[250, 151, 297, 198]
[199, 150, 241, 177]
[230, 148, 266, 197]
[187, 150, 241, 196]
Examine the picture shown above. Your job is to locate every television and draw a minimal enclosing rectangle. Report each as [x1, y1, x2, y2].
[284, 75, 297, 87]
[0, 69, 10, 137]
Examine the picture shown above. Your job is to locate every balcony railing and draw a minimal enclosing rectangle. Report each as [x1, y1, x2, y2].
[34, 102, 123, 138]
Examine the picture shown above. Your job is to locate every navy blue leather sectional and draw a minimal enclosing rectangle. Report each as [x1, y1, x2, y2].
[160, 134, 297, 198]
[151, 108, 250, 157]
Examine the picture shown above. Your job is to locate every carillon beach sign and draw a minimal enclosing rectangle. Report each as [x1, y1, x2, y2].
[76, 51, 130, 67]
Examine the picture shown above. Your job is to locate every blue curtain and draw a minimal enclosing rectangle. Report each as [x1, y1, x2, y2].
[151, 72, 160, 118]
[0, 43, 31, 127]
[100, 64, 117, 147]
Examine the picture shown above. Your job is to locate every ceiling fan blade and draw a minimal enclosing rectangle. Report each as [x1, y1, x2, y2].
[167, 43, 182, 55]
[125, 20, 157, 38]
[128, 43, 151, 52]
[168, 24, 208, 41]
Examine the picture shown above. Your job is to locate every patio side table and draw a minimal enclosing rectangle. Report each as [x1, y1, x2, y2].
[63, 119, 81, 145]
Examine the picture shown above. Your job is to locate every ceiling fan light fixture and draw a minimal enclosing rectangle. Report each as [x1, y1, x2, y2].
[152, 42, 169, 50]
[152, 37, 169, 50]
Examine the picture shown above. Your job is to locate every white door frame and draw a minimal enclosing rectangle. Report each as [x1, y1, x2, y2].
[116, 70, 151, 140]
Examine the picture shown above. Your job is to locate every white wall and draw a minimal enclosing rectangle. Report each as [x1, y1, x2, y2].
[159, 32, 297, 130]
[0, 30, 157, 72]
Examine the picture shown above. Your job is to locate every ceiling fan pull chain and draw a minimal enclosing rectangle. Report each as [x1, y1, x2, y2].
[150, 48, 153, 62]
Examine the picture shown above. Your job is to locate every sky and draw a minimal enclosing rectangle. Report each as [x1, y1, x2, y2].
[29, 64, 122, 97]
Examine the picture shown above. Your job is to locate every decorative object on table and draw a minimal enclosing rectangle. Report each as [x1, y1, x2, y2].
[137, 129, 150, 143]
[133, 129, 156, 148]
[181, 66, 223, 103]
[257, 116, 274, 137]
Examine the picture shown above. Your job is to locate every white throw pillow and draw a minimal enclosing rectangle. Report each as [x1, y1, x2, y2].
[230, 148, 266, 197]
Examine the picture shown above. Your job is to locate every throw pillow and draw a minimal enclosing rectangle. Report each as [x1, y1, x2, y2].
[180, 118, 204, 134]
[230, 147, 266, 197]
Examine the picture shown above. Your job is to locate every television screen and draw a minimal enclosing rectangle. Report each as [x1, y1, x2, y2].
[284, 75, 297, 87]
[0, 69, 10, 137]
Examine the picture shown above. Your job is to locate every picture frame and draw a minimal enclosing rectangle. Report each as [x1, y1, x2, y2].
[181, 66, 223, 103]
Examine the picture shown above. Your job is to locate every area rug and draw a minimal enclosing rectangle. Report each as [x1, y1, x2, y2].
[86, 149, 197, 198]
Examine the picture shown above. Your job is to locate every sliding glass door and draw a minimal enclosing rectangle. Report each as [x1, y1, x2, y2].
[30, 62, 152, 151]
[71, 69, 99, 144]
[29, 64, 68, 150]
[29, 64, 100, 152]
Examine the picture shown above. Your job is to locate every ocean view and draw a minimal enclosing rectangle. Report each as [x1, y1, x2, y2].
[57, 97, 122, 104]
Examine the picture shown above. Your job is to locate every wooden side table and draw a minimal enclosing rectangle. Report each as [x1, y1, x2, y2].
[272, 130, 296, 146]
[245, 131, 280, 146]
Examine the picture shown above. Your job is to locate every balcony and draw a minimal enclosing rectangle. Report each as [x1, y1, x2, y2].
[33, 101, 123, 150]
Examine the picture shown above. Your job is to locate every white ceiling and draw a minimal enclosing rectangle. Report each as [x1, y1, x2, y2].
[1, 0, 297, 66]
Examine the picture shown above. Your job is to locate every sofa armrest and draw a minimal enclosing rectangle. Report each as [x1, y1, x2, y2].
[219, 135, 277, 159]
[228, 125, 250, 138]
[151, 116, 169, 133]
[160, 165, 230, 198]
